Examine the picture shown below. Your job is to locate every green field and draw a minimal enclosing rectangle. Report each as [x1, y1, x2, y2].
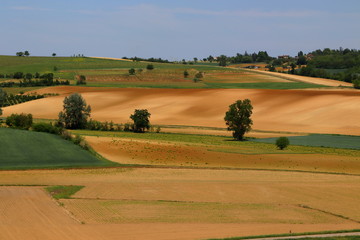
[253, 134, 360, 150]
[0, 55, 325, 90]
[0, 127, 117, 169]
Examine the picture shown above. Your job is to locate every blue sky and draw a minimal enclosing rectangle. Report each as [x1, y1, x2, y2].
[1, 0, 359, 60]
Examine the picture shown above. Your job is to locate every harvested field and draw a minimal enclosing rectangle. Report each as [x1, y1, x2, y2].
[3, 86, 360, 135]
[242, 68, 354, 87]
[206, 71, 291, 83]
[0, 169, 360, 239]
[84, 135, 360, 174]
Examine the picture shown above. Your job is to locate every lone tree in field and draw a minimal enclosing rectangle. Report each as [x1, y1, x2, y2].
[130, 109, 151, 133]
[146, 64, 154, 70]
[58, 93, 91, 129]
[224, 99, 253, 141]
[276, 137, 290, 150]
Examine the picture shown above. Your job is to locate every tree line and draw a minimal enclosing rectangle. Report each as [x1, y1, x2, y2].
[0, 72, 70, 87]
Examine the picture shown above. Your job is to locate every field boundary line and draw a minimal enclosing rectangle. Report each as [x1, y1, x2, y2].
[297, 204, 360, 223]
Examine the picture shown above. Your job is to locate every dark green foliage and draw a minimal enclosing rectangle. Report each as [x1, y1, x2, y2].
[218, 55, 227, 67]
[58, 93, 91, 129]
[76, 75, 86, 85]
[130, 109, 151, 133]
[353, 79, 360, 89]
[24, 51, 30, 57]
[146, 64, 154, 70]
[0, 71, 69, 88]
[276, 137, 290, 150]
[6, 113, 33, 130]
[52, 53, 56, 57]
[13, 71, 24, 79]
[45, 185, 84, 200]
[224, 99, 253, 141]
[32, 122, 62, 135]
[129, 68, 136, 75]
[0, 88, 6, 116]
[16, 52, 24, 57]
[1, 93, 47, 107]
[183, 70, 189, 78]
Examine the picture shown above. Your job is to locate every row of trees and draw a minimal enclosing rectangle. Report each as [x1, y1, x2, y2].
[16, 51, 30, 57]
[57, 93, 153, 133]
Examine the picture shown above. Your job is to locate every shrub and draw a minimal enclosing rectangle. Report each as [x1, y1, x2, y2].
[32, 122, 62, 135]
[6, 113, 33, 130]
[146, 64, 154, 70]
[353, 79, 360, 89]
[129, 68, 136, 75]
[276, 137, 290, 150]
[183, 70, 189, 78]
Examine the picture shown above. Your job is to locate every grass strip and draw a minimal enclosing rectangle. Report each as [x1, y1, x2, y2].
[45, 185, 84, 200]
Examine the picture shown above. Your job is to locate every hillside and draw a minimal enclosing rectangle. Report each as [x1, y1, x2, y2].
[3, 86, 360, 135]
[0, 55, 325, 89]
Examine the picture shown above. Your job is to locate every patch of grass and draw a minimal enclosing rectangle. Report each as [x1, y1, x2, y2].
[45, 185, 84, 199]
[0, 127, 118, 170]
[253, 134, 360, 150]
[207, 229, 360, 240]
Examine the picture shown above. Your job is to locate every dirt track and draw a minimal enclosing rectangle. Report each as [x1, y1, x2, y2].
[3, 86, 360, 135]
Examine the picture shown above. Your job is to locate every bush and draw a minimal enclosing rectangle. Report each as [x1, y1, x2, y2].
[32, 122, 62, 135]
[146, 64, 154, 70]
[6, 113, 33, 130]
[276, 137, 290, 150]
[129, 68, 136, 75]
[353, 79, 360, 89]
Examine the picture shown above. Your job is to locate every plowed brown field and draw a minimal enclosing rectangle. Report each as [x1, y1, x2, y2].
[3, 86, 360, 135]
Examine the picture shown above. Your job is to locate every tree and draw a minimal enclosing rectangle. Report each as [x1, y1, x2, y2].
[130, 109, 151, 133]
[24, 51, 30, 57]
[353, 79, 360, 89]
[16, 52, 24, 57]
[183, 70, 189, 78]
[6, 113, 33, 130]
[218, 55, 227, 67]
[0, 88, 6, 116]
[276, 137, 290, 150]
[193, 57, 198, 63]
[224, 99, 253, 141]
[58, 93, 91, 129]
[52, 53, 56, 57]
[129, 68, 136, 75]
[146, 64, 154, 70]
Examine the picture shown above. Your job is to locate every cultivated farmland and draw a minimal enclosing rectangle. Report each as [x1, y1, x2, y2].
[0, 56, 359, 240]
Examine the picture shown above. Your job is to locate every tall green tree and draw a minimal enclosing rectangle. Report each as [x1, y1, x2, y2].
[218, 55, 227, 67]
[130, 109, 151, 133]
[224, 99, 253, 141]
[0, 88, 6, 116]
[58, 93, 91, 129]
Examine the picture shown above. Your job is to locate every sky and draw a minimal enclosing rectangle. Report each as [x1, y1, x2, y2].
[1, 0, 360, 60]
